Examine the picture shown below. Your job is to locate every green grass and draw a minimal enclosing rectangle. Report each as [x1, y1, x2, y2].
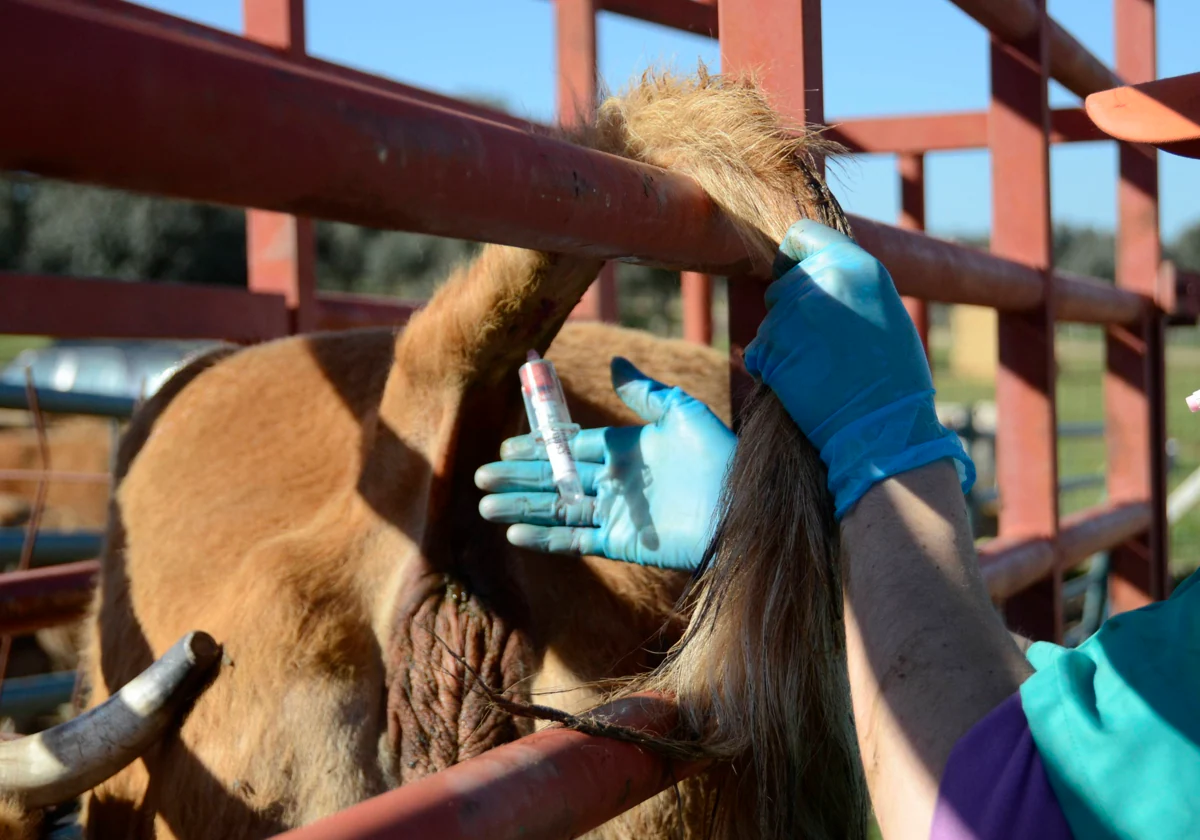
[0, 335, 48, 368]
[930, 326, 1200, 578]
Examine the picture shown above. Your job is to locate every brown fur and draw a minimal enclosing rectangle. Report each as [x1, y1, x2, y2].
[79, 323, 725, 839]
[0, 417, 112, 533]
[73, 66, 862, 839]
[0, 794, 37, 840]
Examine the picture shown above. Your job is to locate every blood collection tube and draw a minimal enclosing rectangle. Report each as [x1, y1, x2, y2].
[1188, 389, 1200, 413]
[519, 350, 584, 504]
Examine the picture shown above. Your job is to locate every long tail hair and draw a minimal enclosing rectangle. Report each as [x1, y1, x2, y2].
[587, 70, 869, 839]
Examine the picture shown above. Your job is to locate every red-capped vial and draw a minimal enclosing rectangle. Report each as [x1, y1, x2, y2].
[519, 350, 583, 503]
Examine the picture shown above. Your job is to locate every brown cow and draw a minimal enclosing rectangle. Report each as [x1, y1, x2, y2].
[70, 68, 852, 839]
[0, 417, 113, 533]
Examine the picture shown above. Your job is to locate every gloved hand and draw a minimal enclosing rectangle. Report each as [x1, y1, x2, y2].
[474, 357, 736, 571]
[745, 219, 974, 519]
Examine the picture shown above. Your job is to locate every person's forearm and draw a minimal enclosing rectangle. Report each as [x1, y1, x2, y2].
[841, 460, 1033, 840]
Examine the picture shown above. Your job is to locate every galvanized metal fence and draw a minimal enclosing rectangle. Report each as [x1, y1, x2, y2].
[0, 0, 1194, 835]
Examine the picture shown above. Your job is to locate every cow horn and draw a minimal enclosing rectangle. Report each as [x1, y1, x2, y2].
[0, 630, 220, 809]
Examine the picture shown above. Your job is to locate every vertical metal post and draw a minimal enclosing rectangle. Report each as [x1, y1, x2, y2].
[898, 153, 931, 360]
[1109, 0, 1167, 612]
[990, 1, 1062, 641]
[556, 0, 619, 324]
[681, 272, 713, 344]
[243, 0, 316, 334]
[720, 0, 823, 413]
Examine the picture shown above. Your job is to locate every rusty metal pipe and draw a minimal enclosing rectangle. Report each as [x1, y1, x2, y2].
[948, 1, 1122, 98]
[596, 0, 718, 36]
[0, 561, 99, 635]
[1059, 501, 1153, 570]
[1, 1, 1142, 322]
[850, 218, 1141, 325]
[1056, 272, 1146, 324]
[314, 293, 420, 331]
[276, 694, 705, 840]
[852, 217, 1043, 310]
[0, 0, 750, 275]
[979, 536, 1055, 601]
[827, 107, 1106, 155]
[0, 272, 288, 343]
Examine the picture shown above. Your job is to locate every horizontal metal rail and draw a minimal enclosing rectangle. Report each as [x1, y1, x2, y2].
[0, 671, 75, 720]
[314, 292, 420, 331]
[2, 273, 420, 341]
[276, 694, 704, 840]
[828, 107, 1106, 155]
[979, 500, 1151, 601]
[0, 530, 103, 566]
[85, 0, 536, 133]
[946, 0, 1121, 98]
[0, 0, 1145, 326]
[1, 272, 288, 343]
[851, 218, 1143, 323]
[1, 0, 750, 274]
[1057, 500, 1152, 571]
[0, 383, 135, 419]
[0, 560, 99, 635]
[553, 0, 1119, 104]
[597, 0, 717, 36]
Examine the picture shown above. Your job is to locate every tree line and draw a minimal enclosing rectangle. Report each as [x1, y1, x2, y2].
[4, 172, 1200, 338]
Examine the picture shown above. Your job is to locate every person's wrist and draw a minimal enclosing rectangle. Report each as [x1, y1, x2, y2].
[821, 392, 975, 520]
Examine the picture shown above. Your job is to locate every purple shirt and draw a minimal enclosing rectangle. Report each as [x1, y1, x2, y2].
[929, 692, 1074, 840]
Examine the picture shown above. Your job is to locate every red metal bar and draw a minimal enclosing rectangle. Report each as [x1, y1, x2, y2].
[948, 0, 1122, 98]
[596, 0, 717, 37]
[0, 273, 289, 341]
[978, 500, 1152, 600]
[0, 561, 99, 636]
[1108, 0, 1168, 613]
[850, 218, 1140, 324]
[720, 0, 823, 412]
[92, 0, 539, 133]
[314, 292, 420, 331]
[244, 0, 316, 334]
[557, 0, 619, 323]
[851, 219, 1044, 309]
[827, 107, 1105, 155]
[0, 0, 754, 274]
[0, 3, 1146, 324]
[990, 2, 1062, 642]
[1058, 500, 1153, 570]
[275, 694, 704, 840]
[1056, 271, 1146, 324]
[897, 153, 930, 359]
[681, 272, 714, 345]
[979, 536, 1055, 601]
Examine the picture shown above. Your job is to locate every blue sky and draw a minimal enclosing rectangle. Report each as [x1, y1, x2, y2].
[139, 0, 1200, 242]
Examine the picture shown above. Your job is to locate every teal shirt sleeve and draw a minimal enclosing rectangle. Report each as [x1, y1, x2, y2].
[1020, 569, 1200, 840]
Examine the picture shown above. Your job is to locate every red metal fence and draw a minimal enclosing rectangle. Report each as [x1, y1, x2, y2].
[0, 0, 1192, 834]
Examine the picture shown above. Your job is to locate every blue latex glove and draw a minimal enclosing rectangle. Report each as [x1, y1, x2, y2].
[745, 219, 974, 519]
[474, 357, 736, 571]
